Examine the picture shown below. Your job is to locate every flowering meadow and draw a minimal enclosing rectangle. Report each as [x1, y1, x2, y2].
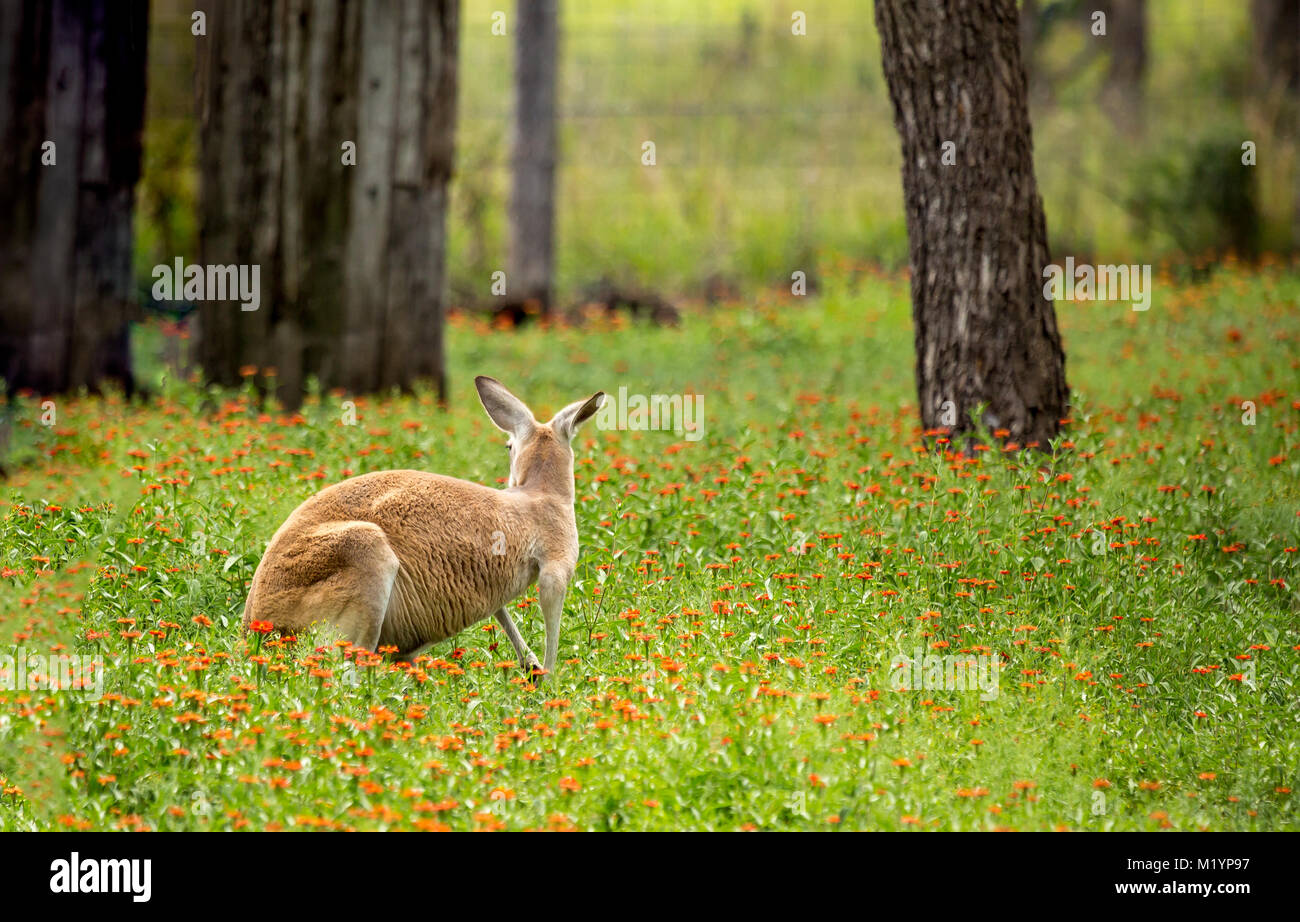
[1, 262, 1297, 831]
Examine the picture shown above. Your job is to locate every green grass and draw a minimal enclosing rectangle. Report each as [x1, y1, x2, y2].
[1, 261, 1297, 831]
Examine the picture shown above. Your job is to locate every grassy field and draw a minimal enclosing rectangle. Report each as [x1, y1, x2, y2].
[1, 260, 1297, 831]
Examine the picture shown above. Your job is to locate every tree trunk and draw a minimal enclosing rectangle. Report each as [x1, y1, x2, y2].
[194, 0, 277, 390]
[874, 0, 1068, 450]
[1253, 0, 1300, 94]
[507, 0, 559, 317]
[1251, 0, 1299, 248]
[1019, 0, 1039, 87]
[197, 0, 458, 408]
[1102, 0, 1146, 136]
[0, 0, 147, 396]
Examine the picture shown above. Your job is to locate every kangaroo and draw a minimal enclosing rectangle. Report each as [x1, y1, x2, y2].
[241, 377, 604, 678]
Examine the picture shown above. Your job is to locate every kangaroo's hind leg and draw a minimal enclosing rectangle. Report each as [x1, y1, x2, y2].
[323, 523, 401, 651]
[494, 607, 542, 675]
[246, 520, 400, 652]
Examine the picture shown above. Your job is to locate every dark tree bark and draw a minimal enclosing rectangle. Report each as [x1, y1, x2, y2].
[197, 0, 458, 408]
[874, 0, 1068, 450]
[1251, 0, 1299, 248]
[0, 0, 147, 395]
[1253, 0, 1300, 93]
[507, 0, 559, 317]
[1019, 0, 1039, 86]
[194, 0, 277, 392]
[1102, 0, 1146, 136]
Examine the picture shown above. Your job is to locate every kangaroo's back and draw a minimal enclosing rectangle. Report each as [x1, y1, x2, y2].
[246, 470, 543, 652]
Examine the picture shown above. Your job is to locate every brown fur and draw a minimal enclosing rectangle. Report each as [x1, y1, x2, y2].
[242, 379, 603, 673]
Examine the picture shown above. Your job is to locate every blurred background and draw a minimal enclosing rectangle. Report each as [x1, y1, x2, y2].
[136, 0, 1297, 302]
[2, 0, 1297, 411]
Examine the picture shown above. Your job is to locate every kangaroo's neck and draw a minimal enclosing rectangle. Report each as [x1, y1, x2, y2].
[510, 433, 575, 503]
[512, 465, 574, 504]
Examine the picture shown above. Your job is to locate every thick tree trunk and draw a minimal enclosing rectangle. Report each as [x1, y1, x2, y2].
[874, 0, 1068, 450]
[0, 0, 146, 395]
[1102, 0, 1146, 136]
[507, 0, 559, 316]
[1251, 0, 1300, 248]
[1019, 0, 1039, 87]
[1253, 0, 1300, 93]
[197, 0, 458, 408]
[194, 0, 277, 390]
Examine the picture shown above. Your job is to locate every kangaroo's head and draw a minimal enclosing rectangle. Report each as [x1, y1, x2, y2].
[475, 376, 604, 499]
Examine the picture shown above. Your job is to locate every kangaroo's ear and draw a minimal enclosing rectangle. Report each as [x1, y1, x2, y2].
[476, 376, 536, 438]
[551, 392, 605, 442]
